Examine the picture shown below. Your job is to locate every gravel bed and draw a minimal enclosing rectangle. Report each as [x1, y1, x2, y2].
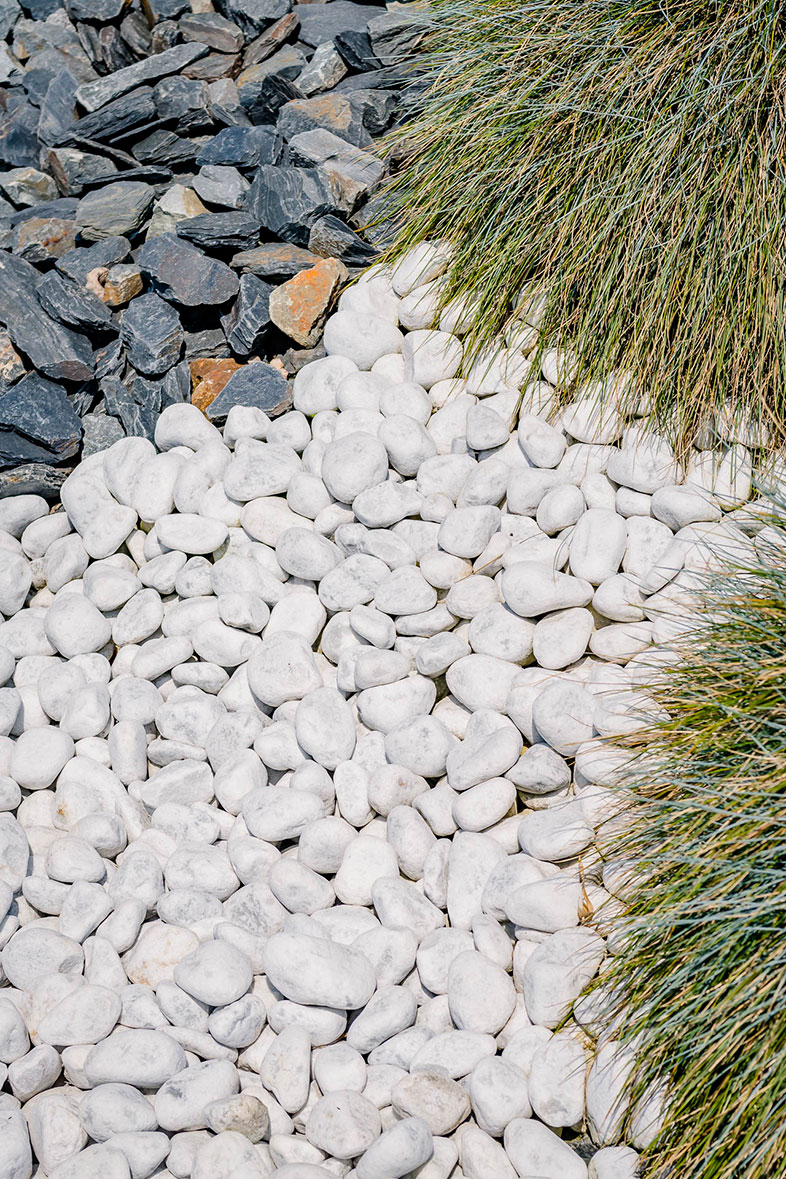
[0, 0, 426, 492]
[0, 238, 773, 1179]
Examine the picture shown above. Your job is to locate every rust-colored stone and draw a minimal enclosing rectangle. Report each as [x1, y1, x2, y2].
[0, 329, 25, 388]
[269, 257, 348, 348]
[192, 358, 242, 413]
[103, 263, 143, 307]
[12, 217, 77, 264]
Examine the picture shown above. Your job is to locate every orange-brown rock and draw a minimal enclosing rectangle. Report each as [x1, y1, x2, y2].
[269, 257, 348, 348]
[103, 264, 143, 307]
[192, 358, 242, 413]
[0, 330, 25, 387]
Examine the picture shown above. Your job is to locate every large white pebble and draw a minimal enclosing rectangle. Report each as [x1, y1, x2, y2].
[305, 1089, 382, 1159]
[263, 932, 376, 1009]
[447, 951, 516, 1034]
[356, 1116, 433, 1179]
[84, 1030, 186, 1087]
[44, 594, 111, 657]
[504, 1117, 588, 1179]
[294, 687, 356, 770]
[324, 311, 404, 369]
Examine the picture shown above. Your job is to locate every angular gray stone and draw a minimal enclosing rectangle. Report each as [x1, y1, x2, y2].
[206, 363, 290, 421]
[246, 165, 339, 247]
[122, 294, 184, 377]
[75, 43, 210, 113]
[36, 270, 114, 335]
[75, 182, 154, 242]
[0, 250, 94, 382]
[137, 234, 239, 307]
[221, 274, 273, 356]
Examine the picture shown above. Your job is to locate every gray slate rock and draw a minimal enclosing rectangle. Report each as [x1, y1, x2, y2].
[196, 125, 283, 168]
[215, 0, 292, 37]
[75, 181, 154, 242]
[221, 273, 273, 355]
[278, 94, 370, 147]
[137, 234, 240, 307]
[81, 412, 125, 456]
[176, 211, 262, 252]
[122, 293, 184, 376]
[230, 242, 320, 279]
[0, 250, 95, 382]
[62, 88, 158, 146]
[65, 0, 127, 20]
[309, 214, 376, 265]
[36, 269, 115, 335]
[0, 373, 82, 465]
[294, 1, 376, 48]
[206, 362, 290, 421]
[245, 164, 339, 246]
[57, 236, 131, 284]
[37, 68, 80, 149]
[0, 461, 70, 498]
[75, 43, 210, 113]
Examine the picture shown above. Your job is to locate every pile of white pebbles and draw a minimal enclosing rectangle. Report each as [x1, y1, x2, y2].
[0, 241, 771, 1179]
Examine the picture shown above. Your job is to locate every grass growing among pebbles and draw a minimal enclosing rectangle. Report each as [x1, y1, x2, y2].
[597, 518, 786, 1178]
[382, 0, 786, 448]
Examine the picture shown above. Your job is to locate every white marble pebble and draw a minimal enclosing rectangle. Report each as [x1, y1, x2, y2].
[0, 247, 746, 1177]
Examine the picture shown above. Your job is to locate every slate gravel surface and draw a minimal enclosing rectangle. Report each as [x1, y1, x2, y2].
[0, 0, 428, 493]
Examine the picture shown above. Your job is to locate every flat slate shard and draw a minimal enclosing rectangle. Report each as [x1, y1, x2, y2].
[0, 250, 95, 383]
[205, 360, 290, 420]
[137, 233, 240, 306]
[221, 272, 273, 355]
[269, 256, 346, 346]
[0, 372, 82, 463]
[132, 130, 206, 167]
[57, 235, 130, 284]
[180, 12, 245, 53]
[294, 1, 376, 48]
[241, 71, 304, 125]
[46, 148, 117, 196]
[287, 128, 383, 209]
[75, 43, 210, 113]
[102, 375, 160, 441]
[334, 29, 381, 73]
[215, 0, 292, 38]
[121, 292, 184, 376]
[66, 0, 127, 21]
[176, 211, 262, 252]
[277, 94, 370, 146]
[75, 181, 154, 242]
[367, 10, 431, 65]
[230, 241, 319, 278]
[308, 213, 377, 264]
[0, 461, 70, 498]
[153, 77, 212, 133]
[245, 164, 339, 246]
[37, 69, 80, 149]
[196, 124, 283, 168]
[36, 269, 115, 334]
[81, 411, 125, 456]
[12, 217, 78, 264]
[62, 88, 157, 146]
[0, 100, 39, 167]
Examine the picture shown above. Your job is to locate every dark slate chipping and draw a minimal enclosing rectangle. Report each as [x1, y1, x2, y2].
[36, 269, 115, 334]
[121, 292, 184, 376]
[221, 272, 273, 355]
[0, 250, 95, 383]
[137, 233, 240, 306]
[0, 372, 82, 465]
[206, 360, 290, 420]
[245, 165, 338, 246]
[0, 0, 415, 478]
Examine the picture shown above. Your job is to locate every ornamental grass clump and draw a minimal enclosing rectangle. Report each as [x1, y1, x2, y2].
[596, 516, 786, 1178]
[383, 0, 786, 448]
